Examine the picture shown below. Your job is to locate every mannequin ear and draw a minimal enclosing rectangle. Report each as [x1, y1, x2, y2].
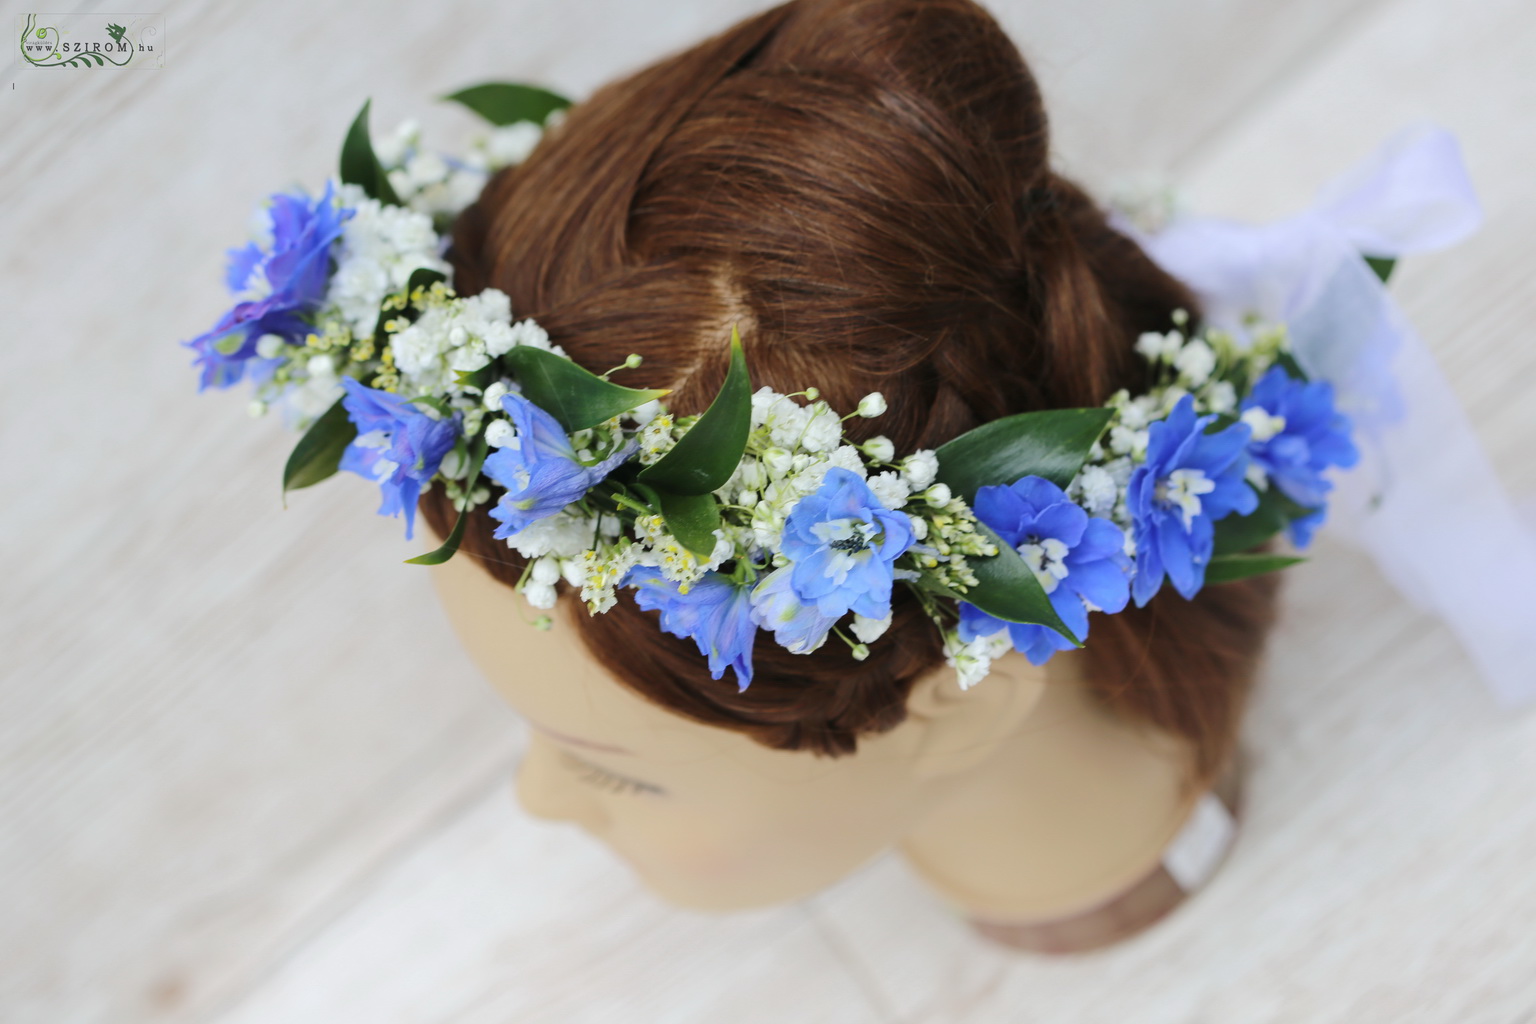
[903, 650, 1049, 780]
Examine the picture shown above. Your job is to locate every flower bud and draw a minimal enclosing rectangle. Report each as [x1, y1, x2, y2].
[861, 435, 895, 462]
[624, 353, 643, 369]
[850, 644, 870, 662]
[482, 380, 510, 411]
[856, 392, 887, 417]
[762, 447, 794, 478]
[803, 386, 820, 400]
[484, 418, 515, 448]
[923, 483, 952, 506]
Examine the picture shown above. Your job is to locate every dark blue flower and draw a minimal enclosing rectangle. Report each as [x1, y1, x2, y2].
[185, 180, 353, 391]
[748, 565, 844, 655]
[627, 567, 760, 690]
[338, 376, 460, 540]
[956, 476, 1131, 665]
[484, 391, 637, 538]
[1128, 394, 1258, 605]
[1240, 366, 1360, 547]
[779, 467, 916, 622]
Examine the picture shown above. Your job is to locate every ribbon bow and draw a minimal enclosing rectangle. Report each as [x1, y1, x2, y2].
[1117, 125, 1535, 707]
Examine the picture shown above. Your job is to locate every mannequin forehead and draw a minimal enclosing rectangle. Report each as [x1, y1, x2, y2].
[427, 550, 872, 781]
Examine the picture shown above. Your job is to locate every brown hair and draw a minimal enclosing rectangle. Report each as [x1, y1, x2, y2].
[420, 0, 1278, 788]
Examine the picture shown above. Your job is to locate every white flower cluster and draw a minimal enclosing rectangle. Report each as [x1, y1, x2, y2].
[1067, 310, 1289, 542]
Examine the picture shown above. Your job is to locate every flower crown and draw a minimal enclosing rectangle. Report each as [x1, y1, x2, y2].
[183, 84, 1376, 692]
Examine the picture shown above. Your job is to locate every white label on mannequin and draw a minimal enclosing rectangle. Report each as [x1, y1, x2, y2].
[1161, 791, 1236, 892]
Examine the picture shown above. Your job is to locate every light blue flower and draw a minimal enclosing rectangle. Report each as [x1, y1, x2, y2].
[484, 391, 637, 538]
[1128, 394, 1258, 605]
[779, 467, 916, 622]
[338, 376, 460, 540]
[626, 567, 760, 690]
[957, 476, 1131, 665]
[1240, 366, 1360, 547]
[186, 180, 353, 391]
[748, 565, 843, 655]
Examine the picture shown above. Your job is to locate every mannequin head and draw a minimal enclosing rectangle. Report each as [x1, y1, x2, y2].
[419, 0, 1279, 908]
[430, 546, 1053, 910]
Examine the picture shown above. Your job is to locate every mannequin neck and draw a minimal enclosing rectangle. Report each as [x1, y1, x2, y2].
[897, 665, 1202, 921]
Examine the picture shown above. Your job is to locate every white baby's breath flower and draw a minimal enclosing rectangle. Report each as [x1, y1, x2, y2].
[799, 403, 842, 453]
[1174, 339, 1217, 386]
[761, 446, 795, 478]
[1108, 425, 1149, 460]
[504, 316, 551, 353]
[923, 483, 952, 507]
[530, 556, 562, 586]
[867, 471, 911, 510]
[1072, 464, 1119, 517]
[502, 510, 597, 559]
[481, 121, 544, 169]
[1135, 330, 1182, 364]
[1205, 379, 1238, 415]
[900, 449, 939, 490]
[825, 444, 867, 478]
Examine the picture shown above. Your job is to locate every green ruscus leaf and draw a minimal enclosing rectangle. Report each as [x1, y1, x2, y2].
[934, 407, 1114, 503]
[282, 396, 357, 502]
[654, 489, 723, 558]
[405, 433, 491, 566]
[503, 345, 668, 433]
[637, 325, 752, 495]
[1212, 487, 1317, 557]
[1203, 552, 1306, 585]
[441, 82, 572, 127]
[340, 98, 402, 207]
[956, 523, 1078, 644]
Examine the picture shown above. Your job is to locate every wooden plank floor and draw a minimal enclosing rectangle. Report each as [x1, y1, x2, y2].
[3, 0, 1533, 1021]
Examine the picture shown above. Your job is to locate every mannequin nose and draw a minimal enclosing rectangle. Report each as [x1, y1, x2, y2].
[513, 732, 608, 830]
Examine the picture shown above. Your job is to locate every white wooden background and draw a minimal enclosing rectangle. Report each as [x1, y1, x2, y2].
[3, 0, 1535, 1021]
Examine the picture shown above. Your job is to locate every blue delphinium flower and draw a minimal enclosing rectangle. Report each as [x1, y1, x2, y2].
[626, 567, 760, 690]
[186, 180, 353, 391]
[338, 376, 460, 540]
[1128, 394, 1258, 605]
[957, 476, 1131, 665]
[748, 565, 845, 655]
[778, 467, 916, 622]
[484, 391, 637, 538]
[1240, 366, 1360, 547]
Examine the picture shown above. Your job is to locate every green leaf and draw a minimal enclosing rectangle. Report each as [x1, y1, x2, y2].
[441, 82, 572, 126]
[1273, 349, 1310, 382]
[934, 407, 1114, 502]
[504, 345, 668, 433]
[654, 489, 722, 558]
[1212, 487, 1316, 556]
[405, 433, 490, 565]
[282, 396, 357, 500]
[340, 99, 402, 207]
[1204, 552, 1305, 585]
[957, 522, 1078, 644]
[637, 325, 752, 495]
[1364, 255, 1396, 285]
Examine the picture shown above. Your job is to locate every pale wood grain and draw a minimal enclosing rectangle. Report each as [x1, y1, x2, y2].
[4, 0, 1517, 1021]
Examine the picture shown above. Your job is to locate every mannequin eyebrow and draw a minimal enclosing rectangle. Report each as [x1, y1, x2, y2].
[524, 717, 636, 756]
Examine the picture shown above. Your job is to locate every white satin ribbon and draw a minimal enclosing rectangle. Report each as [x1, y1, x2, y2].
[1112, 124, 1536, 707]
